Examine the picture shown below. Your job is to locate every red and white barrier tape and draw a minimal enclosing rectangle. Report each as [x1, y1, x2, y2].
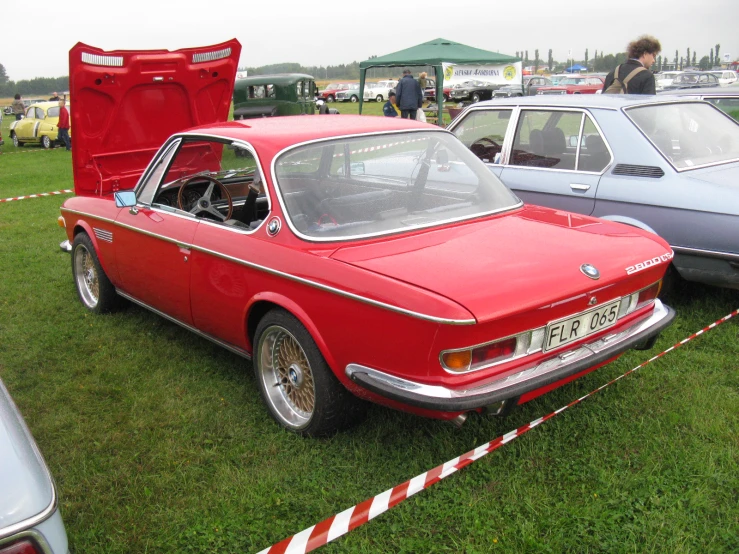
[1, 147, 64, 155]
[1, 189, 73, 203]
[258, 308, 739, 554]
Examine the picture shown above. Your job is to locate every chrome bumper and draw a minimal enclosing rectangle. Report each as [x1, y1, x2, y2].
[346, 300, 675, 412]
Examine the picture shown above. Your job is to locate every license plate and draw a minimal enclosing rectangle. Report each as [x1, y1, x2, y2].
[544, 300, 621, 352]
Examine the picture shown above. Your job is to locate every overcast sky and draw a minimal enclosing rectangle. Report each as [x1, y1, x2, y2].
[4, 0, 736, 81]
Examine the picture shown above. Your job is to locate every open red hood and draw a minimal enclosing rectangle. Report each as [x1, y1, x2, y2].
[330, 207, 672, 323]
[69, 39, 241, 196]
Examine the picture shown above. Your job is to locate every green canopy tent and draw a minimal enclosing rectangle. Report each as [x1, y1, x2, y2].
[358, 38, 520, 124]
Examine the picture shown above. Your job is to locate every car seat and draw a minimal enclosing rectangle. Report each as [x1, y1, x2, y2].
[578, 134, 609, 172]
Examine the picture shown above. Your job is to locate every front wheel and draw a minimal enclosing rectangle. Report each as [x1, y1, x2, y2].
[72, 233, 120, 314]
[253, 309, 366, 436]
[12, 133, 22, 147]
[41, 135, 51, 149]
[471, 93, 481, 103]
[326, 95, 335, 103]
[375, 94, 383, 102]
[350, 95, 358, 103]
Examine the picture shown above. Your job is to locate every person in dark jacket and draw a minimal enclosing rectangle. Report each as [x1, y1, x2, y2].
[394, 69, 423, 120]
[602, 35, 661, 95]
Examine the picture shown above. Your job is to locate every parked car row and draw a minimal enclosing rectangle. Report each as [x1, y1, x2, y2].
[656, 70, 737, 91]
[9, 101, 71, 149]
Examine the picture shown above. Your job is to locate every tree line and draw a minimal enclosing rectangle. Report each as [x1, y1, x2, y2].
[515, 44, 724, 73]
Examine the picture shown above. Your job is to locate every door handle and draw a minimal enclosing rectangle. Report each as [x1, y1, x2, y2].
[570, 183, 591, 191]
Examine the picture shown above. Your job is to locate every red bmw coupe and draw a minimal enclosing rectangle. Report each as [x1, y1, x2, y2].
[59, 41, 675, 436]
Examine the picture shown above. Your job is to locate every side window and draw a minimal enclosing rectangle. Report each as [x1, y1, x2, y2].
[36, 107, 45, 119]
[452, 109, 512, 164]
[266, 85, 276, 98]
[296, 81, 303, 99]
[577, 116, 611, 173]
[26, 107, 35, 118]
[510, 110, 580, 170]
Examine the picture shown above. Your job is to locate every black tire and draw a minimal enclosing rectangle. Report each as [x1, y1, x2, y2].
[253, 309, 366, 436]
[319, 103, 330, 115]
[350, 95, 358, 103]
[633, 334, 659, 351]
[471, 93, 481, 103]
[71, 233, 120, 314]
[326, 95, 335, 103]
[41, 135, 51, 149]
[375, 94, 383, 102]
[12, 133, 23, 147]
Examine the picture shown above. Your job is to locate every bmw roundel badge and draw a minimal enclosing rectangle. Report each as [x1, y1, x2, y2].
[580, 264, 600, 280]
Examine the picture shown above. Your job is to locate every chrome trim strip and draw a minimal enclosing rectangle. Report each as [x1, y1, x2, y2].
[269, 128, 523, 243]
[0, 380, 58, 542]
[81, 52, 124, 67]
[116, 291, 252, 360]
[672, 245, 739, 262]
[346, 300, 670, 403]
[574, 112, 585, 169]
[62, 208, 475, 325]
[189, 243, 476, 325]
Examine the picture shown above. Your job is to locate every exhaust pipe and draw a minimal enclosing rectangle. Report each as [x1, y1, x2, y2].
[449, 413, 468, 428]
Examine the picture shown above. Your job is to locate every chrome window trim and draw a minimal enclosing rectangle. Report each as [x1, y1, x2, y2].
[623, 100, 739, 172]
[0, 380, 58, 542]
[269, 128, 523, 243]
[574, 112, 586, 170]
[450, 105, 614, 175]
[61, 208, 476, 326]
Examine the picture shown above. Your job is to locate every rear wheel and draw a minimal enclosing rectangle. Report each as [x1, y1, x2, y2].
[471, 92, 481, 103]
[71, 233, 119, 314]
[41, 135, 51, 149]
[375, 94, 383, 102]
[350, 95, 358, 103]
[253, 309, 366, 436]
[326, 95, 335, 103]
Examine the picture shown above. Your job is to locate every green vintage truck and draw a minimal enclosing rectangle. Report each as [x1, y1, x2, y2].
[233, 73, 321, 119]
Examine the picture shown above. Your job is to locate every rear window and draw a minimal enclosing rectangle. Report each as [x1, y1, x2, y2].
[274, 131, 520, 241]
[626, 102, 739, 170]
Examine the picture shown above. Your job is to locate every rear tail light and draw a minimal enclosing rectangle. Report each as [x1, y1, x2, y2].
[441, 336, 518, 373]
[618, 280, 662, 318]
[0, 539, 42, 554]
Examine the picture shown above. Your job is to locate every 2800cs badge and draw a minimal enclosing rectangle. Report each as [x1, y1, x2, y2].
[58, 40, 675, 436]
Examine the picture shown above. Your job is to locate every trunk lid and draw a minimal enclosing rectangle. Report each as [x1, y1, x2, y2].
[330, 206, 671, 322]
[69, 39, 241, 196]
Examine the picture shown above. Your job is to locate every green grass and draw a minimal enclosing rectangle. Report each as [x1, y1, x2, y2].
[0, 111, 738, 553]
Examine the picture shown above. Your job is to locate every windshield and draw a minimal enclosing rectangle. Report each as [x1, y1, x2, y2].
[559, 78, 585, 85]
[326, 83, 341, 89]
[274, 131, 520, 240]
[626, 102, 739, 170]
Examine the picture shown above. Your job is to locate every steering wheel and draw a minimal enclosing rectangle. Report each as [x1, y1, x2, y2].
[177, 175, 233, 221]
[470, 137, 501, 150]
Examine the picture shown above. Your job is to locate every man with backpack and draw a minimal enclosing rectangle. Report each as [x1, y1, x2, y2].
[602, 35, 661, 95]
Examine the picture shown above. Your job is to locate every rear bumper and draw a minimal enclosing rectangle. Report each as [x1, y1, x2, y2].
[346, 300, 675, 412]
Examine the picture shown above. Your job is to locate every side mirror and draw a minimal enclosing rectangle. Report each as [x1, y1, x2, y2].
[114, 190, 137, 208]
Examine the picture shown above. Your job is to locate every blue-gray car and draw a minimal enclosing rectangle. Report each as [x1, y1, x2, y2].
[447, 95, 739, 290]
[0, 378, 69, 553]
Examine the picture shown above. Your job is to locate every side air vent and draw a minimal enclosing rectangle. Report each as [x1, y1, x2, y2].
[81, 52, 124, 67]
[612, 164, 665, 178]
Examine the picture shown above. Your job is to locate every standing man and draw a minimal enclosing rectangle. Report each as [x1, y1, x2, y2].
[602, 35, 661, 95]
[49, 92, 60, 101]
[12, 94, 24, 120]
[57, 98, 71, 151]
[394, 69, 423, 120]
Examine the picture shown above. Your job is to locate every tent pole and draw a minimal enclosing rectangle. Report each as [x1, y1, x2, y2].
[435, 65, 443, 127]
[359, 68, 366, 115]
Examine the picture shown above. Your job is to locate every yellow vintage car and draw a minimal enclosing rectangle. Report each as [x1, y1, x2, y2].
[9, 101, 72, 149]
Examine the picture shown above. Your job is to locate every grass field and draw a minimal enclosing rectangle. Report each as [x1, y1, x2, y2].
[0, 110, 738, 553]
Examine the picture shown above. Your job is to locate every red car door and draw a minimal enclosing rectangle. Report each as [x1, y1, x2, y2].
[114, 208, 198, 325]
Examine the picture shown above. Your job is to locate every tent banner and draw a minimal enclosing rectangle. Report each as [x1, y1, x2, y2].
[442, 62, 522, 85]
